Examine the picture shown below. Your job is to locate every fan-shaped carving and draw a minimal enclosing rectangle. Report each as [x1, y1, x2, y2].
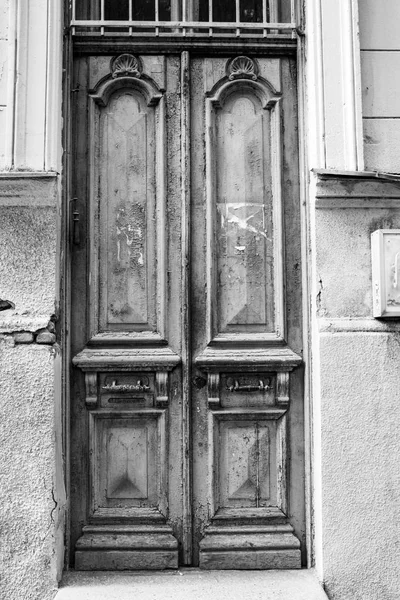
[111, 54, 142, 79]
[227, 56, 258, 81]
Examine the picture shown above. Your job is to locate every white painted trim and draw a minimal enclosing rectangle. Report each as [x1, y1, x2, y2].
[45, 0, 63, 171]
[339, 0, 364, 171]
[305, 0, 326, 168]
[306, 0, 364, 171]
[2, 0, 18, 170]
[2, 0, 63, 171]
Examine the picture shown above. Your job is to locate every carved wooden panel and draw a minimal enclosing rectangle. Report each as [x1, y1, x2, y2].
[218, 421, 276, 508]
[216, 93, 274, 334]
[205, 62, 285, 344]
[98, 90, 155, 331]
[87, 64, 167, 343]
[90, 411, 166, 513]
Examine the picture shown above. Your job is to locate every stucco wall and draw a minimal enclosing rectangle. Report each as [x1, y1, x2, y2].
[0, 342, 62, 600]
[312, 175, 400, 600]
[0, 175, 64, 600]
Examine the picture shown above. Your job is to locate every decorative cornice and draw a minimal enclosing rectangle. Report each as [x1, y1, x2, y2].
[73, 346, 181, 372]
[318, 318, 400, 333]
[314, 170, 400, 209]
[195, 346, 302, 372]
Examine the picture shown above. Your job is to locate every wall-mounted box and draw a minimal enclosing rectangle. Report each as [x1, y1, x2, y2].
[371, 229, 400, 317]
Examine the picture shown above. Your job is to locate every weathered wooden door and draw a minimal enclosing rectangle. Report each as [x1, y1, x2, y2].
[70, 51, 305, 570]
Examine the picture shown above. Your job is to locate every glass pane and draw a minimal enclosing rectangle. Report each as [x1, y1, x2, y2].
[212, 0, 235, 22]
[105, 0, 130, 20]
[196, 0, 265, 22]
[159, 0, 172, 20]
[131, 0, 155, 21]
[103, 0, 173, 21]
[75, 0, 100, 19]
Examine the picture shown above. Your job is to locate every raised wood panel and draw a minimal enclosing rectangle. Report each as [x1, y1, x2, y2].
[91, 411, 166, 514]
[205, 63, 285, 345]
[87, 65, 167, 343]
[98, 90, 155, 331]
[216, 94, 274, 333]
[106, 425, 149, 500]
[218, 420, 276, 509]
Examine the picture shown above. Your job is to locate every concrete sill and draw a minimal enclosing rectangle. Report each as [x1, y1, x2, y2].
[55, 569, 329, 600]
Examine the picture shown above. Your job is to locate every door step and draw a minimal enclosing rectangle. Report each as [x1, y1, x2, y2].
[199, 524, 301, 569]
[55, 569, 329, 600]
[75, 525, 178, 570]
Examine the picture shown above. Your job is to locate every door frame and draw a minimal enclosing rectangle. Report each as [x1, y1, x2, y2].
[60, 5, 313, 570]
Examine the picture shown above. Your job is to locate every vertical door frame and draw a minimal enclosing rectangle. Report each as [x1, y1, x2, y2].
[60, 0, 318, 569]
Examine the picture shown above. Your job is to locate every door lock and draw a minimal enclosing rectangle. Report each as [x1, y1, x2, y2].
[71, 197, 80, 245]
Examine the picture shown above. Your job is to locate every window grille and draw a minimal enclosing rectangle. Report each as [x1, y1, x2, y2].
[71, 0, 297, 38]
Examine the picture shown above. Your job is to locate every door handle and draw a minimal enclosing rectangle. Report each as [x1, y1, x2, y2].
[226, 379, 270, 393]
[71, 197, 80, 245]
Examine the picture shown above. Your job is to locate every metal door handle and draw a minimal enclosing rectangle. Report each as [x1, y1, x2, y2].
[227, 380, 270, 393]
[71, 197, 80, 245]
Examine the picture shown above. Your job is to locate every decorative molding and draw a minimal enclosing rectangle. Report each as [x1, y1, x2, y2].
[85, 373, 98, 408]
[207, 373, 220, 409]
[111, 54, 142, 79]
[196, 346, 302, 372]
[73, 38, 298, 57]
[226, 56, 258, 81]
[276, 372, 290, 405]
[314, 171, 400, 209]
[89, 67, 163, 108]
[318, 318, 400, 333]
[155, 371, 168, 408]
[72, 346, 181, 372]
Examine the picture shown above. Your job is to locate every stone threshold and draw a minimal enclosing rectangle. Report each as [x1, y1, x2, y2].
[55, 568, 329, 600]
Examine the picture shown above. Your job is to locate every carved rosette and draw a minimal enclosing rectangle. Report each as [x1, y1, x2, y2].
[226, 56, 258, 81]
[110, 54, 142, 79]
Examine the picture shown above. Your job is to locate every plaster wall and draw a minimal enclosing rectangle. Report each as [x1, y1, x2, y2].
[312, 178, 400, 599]
[0, 0, 64, 597]
[0, 177, 65, 600]
[0, 342, 63, 600]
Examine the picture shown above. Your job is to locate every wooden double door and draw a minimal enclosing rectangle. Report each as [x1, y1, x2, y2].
[70, 50, 305, 569]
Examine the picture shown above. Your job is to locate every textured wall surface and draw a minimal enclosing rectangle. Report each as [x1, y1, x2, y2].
[0, 175, 64, 600]
[319, 333, 400, 600]
[313, 180, 400, 599]
[0, 341, 62, 600]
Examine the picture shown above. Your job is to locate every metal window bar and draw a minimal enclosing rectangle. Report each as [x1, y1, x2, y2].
[155, 0, 159, 36]
[70, 0, 297, 37]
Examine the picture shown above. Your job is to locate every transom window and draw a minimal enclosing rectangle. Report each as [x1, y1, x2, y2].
[71, 0, 297, 37]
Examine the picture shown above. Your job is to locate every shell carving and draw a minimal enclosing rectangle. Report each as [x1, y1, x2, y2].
[111, 54, 142, 79]
[227, 56, 258, 81]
